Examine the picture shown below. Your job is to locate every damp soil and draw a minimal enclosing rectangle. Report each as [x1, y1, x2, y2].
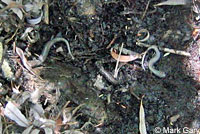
[1, 0, 200, 133]
[37, 0, 199, 133]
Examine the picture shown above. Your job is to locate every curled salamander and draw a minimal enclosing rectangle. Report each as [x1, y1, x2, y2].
[39, 37, 74, 62]
[143, 45, 166, 78]
[32, 37, 75, 66]
[31, 37, 107, 123]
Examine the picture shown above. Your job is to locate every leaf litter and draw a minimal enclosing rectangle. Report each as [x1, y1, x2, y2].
[0, 0, 199, 133]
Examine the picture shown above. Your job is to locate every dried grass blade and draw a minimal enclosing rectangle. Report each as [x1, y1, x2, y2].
[139, 99, 147, 134]
[4, 101, 30, 127]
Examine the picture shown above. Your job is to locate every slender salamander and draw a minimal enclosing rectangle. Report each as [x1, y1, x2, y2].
[38, 37, 75, 64]
[144, 45, 166, 78]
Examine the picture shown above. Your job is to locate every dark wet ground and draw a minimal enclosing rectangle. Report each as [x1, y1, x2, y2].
[38, 1, 199, 133]
[1, 0, 200, 133]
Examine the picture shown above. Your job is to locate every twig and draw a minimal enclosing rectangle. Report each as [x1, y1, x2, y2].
[120, 7, 157, 15]
[136, 42, 191, 57]
[130, 88, 141, 100]
[44, 0, 49, 24]
[55, 101, 70, 120]
[98, 66, 119, 85]
[114, 43, 124, 78]
[5, 28, 19, 44]
[106, 34, 117, 49]
[141, 0, 151, 20]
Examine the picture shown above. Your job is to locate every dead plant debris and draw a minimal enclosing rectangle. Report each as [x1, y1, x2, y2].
[0, 0, 199, 133]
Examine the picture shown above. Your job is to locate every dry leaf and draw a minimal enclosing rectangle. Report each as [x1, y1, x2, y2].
[139, 99, 147, 134]
[11, 7, 23, 20]
[1, 0, 23, 19]
[30, 129, 40, 134]
[1, 0, 12, 5]
[15, 47, 37, 76]
[110, 48, 141, 62]
[17, 91, 30, 105]
[4, 101, 30, 127]
[31, 104, 44, 116]
[154, 0, 188, 6]
[44, 127, 53, 134]
[20, 27, 34, 40]
[32, 118, 55, 129]
[170, 114, 180, 125]
[30, 88, 40, 103]
[24, 2, 44, 13]
[26, 11, 43, 25]
[1, 59, 15, 80]
[64, 130, 84, 134]
[22, 125, 33, 134]
[55, 117, 62, 133]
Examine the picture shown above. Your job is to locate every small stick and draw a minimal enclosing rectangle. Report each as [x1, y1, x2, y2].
[141, 0, 151, 20]
[114, 43, 124, 78]
[55, 101, 70, 120]
[98, 66, 119, 85]
[44, 0, 49, 24]
[136, 42, 191, 57]
[120, 7, 157, 15]
[5, 28, 19, 44]
[130, 88, 141, 100]
[106, 34, 117, 49]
